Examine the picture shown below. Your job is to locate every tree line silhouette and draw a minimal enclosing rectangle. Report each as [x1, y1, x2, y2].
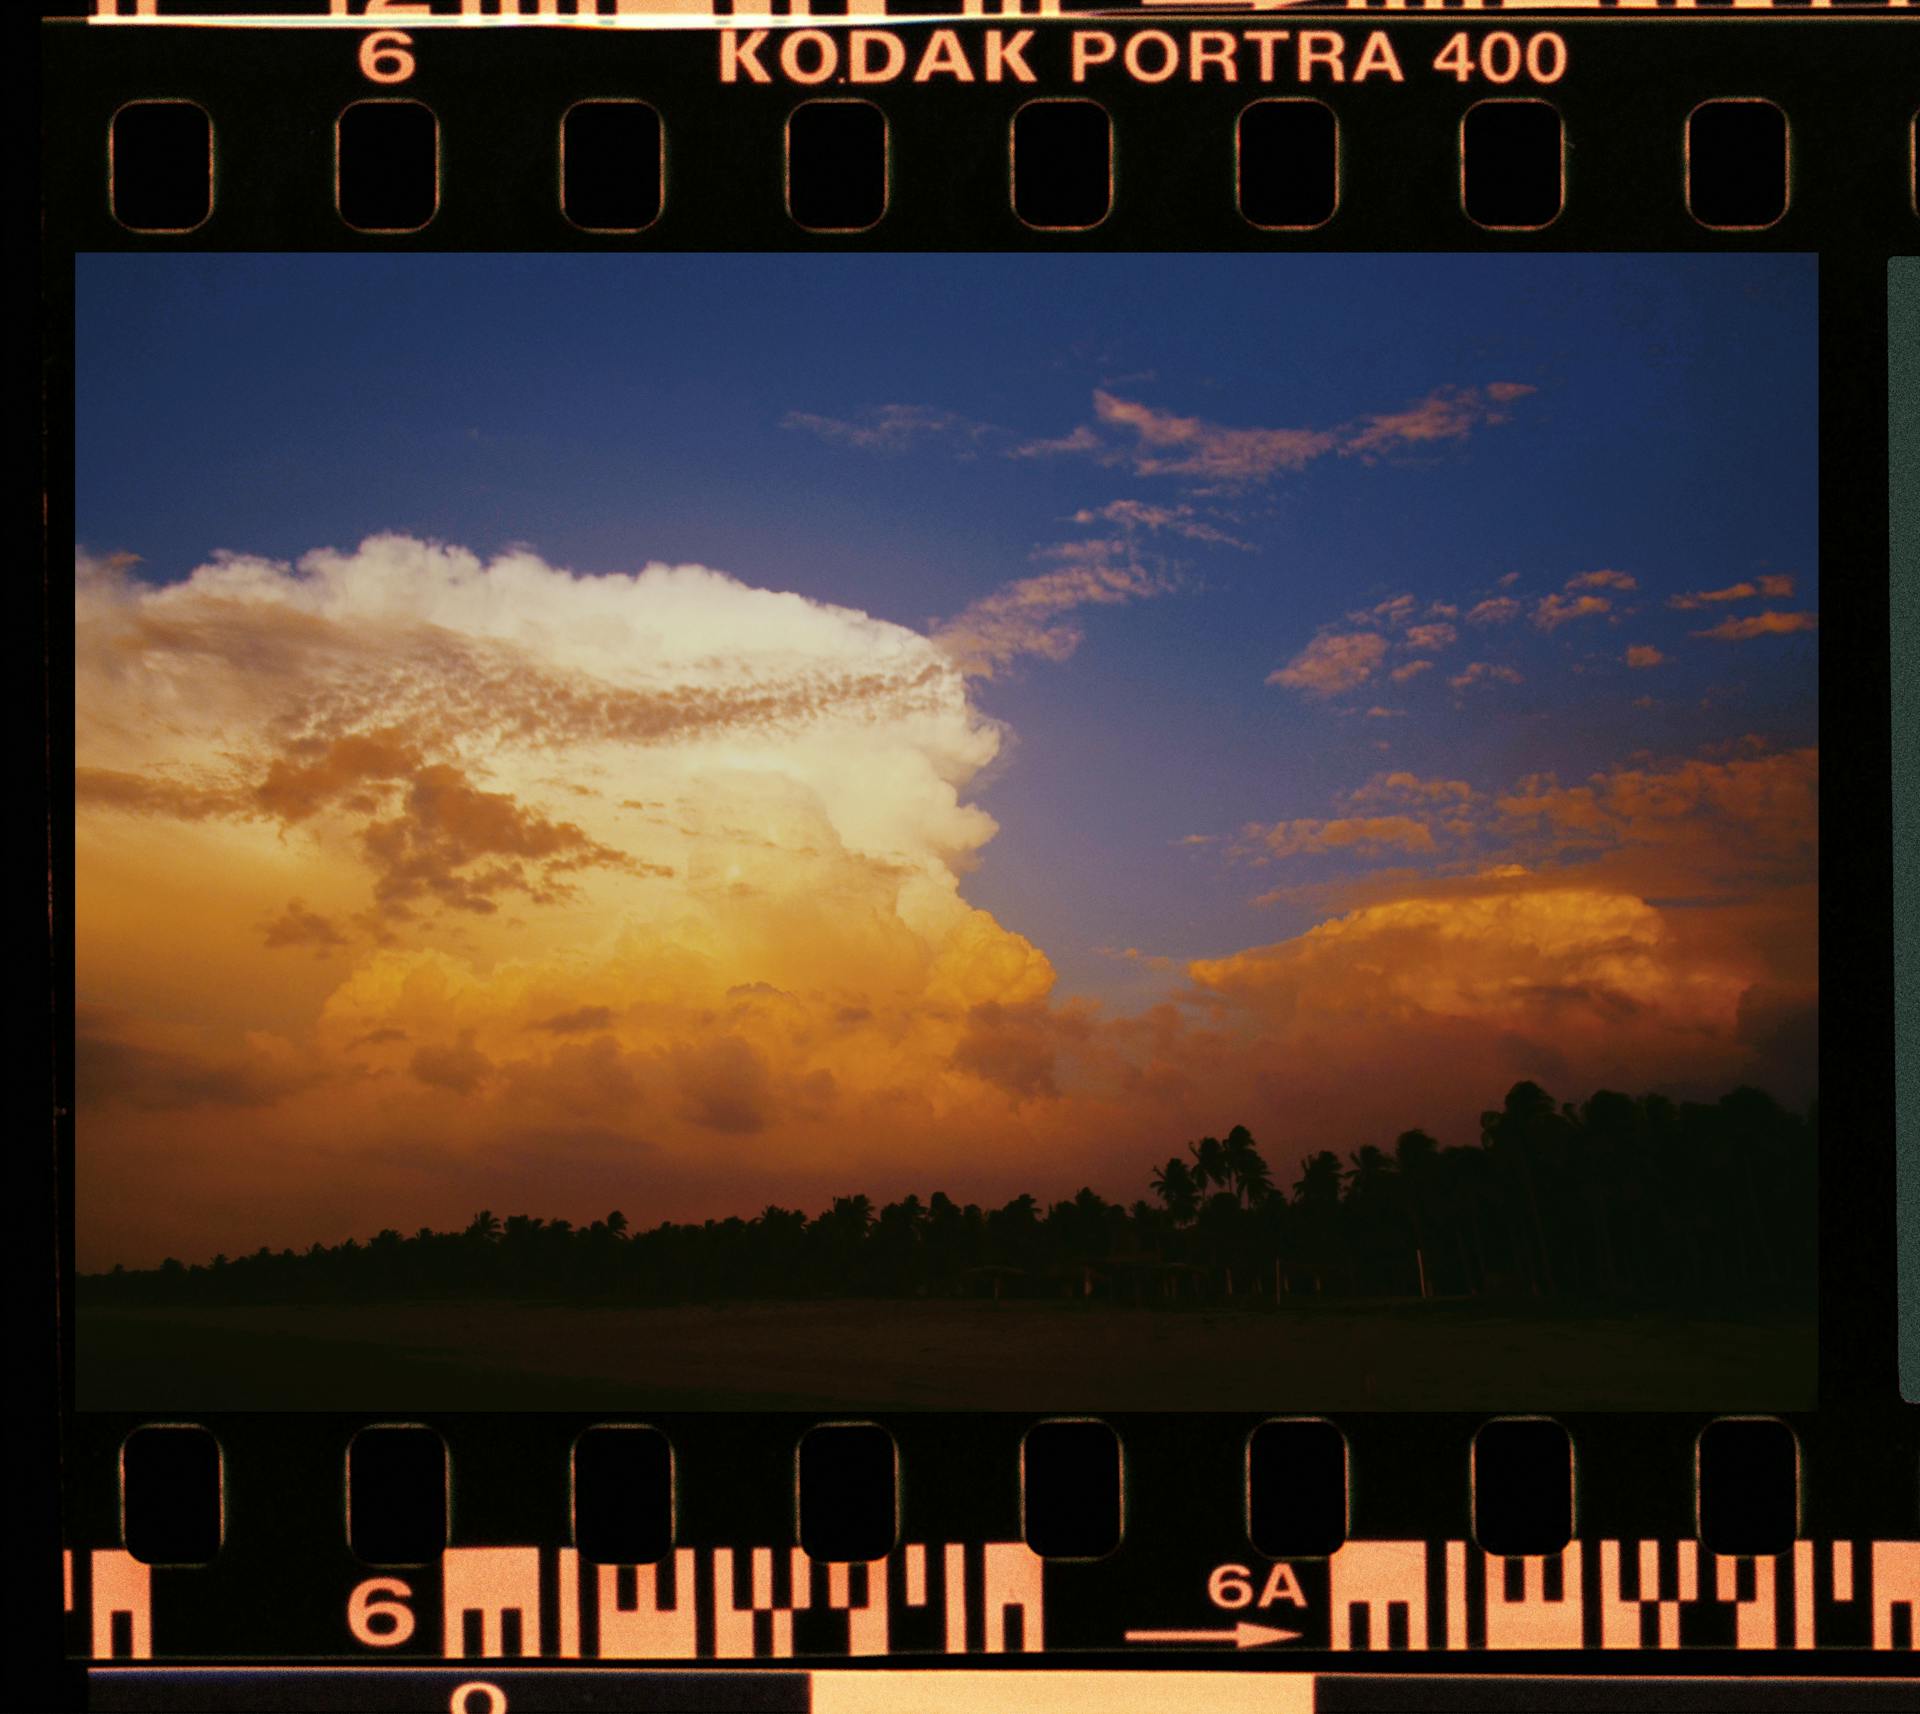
[81, 1080, 1815, 1315]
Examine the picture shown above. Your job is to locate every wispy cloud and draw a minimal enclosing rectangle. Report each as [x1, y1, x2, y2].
[933, 549, 1176, 679]
[1624, 644, 1667, 668]
[1496, 745, 1817, 865]
[1533, 592, 1612, 631]
[1669, 574, 1797, 610]
[1063, 390, 1339, 484]
[782, 404, 996, 455]
[1566, 569, 1638, 592]
[1349, 593, 1416, 627]
[1266, 631, 1389, 698]
[1014, 382, 1536, 489]
[1011, 423, 1106, 460]
[1449, 661, 1524, 692]
[1692, 610, 1818, 641]
[1402, 622, 1457, 653]
[1350, 772, 1475, 806]
[1466, 596, 1522, 626]
[1243, 814, 1439, 860]
[1067, 499, 1251, 550]
[1342, 383, 1536, 460]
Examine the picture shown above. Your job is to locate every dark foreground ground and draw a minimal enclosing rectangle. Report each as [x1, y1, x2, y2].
[78, 1297, 1815, 1411]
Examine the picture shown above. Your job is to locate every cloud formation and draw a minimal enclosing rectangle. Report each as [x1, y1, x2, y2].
[1350, 772, 1475, 806]
[1067, 500, 1251, 550]
[1266, 631, 1389, 697]
[1245, 815, 1440, 860]
[77, 537, 1076, 1251]
[74, 537, 1817, 1273]
[1013, 382, 1535, 488]
[1669, 574, 1796, 610]
[932, 552, 1176, 679]
[1449, 661, 1524, 692]
[1692, 610, 1818, 641]
[1193, 742, 1816, 1129]
[262, 899, 349, 954]
[1496, 745, 1817, 866]
[1533, 592, 1612, 631]
[1342, 383, 1536, 460]
[783, 404, 994, 454]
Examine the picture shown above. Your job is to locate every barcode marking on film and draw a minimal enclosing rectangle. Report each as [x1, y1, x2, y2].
[62, 1539, 1920, 1659]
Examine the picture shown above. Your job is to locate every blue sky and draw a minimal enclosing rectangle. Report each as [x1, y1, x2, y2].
[77, 251, 1817, 1008]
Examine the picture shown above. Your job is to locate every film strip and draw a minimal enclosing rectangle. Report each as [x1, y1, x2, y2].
[27, 0, 1919, 1708]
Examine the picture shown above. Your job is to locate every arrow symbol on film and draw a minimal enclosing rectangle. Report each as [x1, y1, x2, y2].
[1123, 1620, 1301, 1649]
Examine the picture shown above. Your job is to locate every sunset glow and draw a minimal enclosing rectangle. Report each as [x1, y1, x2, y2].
[74, 254, 1818, 1270]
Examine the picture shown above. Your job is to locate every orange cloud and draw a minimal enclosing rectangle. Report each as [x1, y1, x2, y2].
[1352, 593, 1418, 627]
[411, 1031, 493, 1096]
[1267, 632, 1388, 697]
[1182, 871, 1787, 1124]
[1692, 610, 1818, 641]
[76, 767, 250, 821]
[538, 1005, 616, 1034]
[933, 555, 1175, 678]
[1495, 746, 1817, 874]
[1567, 569, 1638, 592]
[1466, 597, 1522, 626]
[77, 1005, 322, 1114]
[1088, 389, 1339, 483]
[1186, 740, 1816, 1124]
[1533, 592, 1611, 631]
[1669, 574, 1797, 610]
[358, 763, 642, 917]
[1246, 816, 1439, 859]
[1067, 500, 1251, 549]
[84, 536, 1296, 1267]
[953, 1000, 1087, 1103]
[1624, 645, 1666, 669]
[1350, 772, 1474, 805]
[262, 899, 349, 954]
[1449, 662, 1523, 691]
[1011, 382, 1534, 487]
[1342, 383, 1536, 459]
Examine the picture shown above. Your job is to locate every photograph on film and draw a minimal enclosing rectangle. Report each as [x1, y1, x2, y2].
[73, 249, 1818, 1411]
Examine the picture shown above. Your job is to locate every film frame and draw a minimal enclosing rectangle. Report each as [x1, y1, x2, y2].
[24, 2, 1920, 1708]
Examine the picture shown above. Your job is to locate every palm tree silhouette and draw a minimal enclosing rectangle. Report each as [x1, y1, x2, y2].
[1222, 1125, 1273, 1207]
[1150, 1157, 1200, 1224]
[1292, 1150, 1343, 1208]
[1341, 1144, 1395, 1202]
[1187, 1135, 1228, 1197]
